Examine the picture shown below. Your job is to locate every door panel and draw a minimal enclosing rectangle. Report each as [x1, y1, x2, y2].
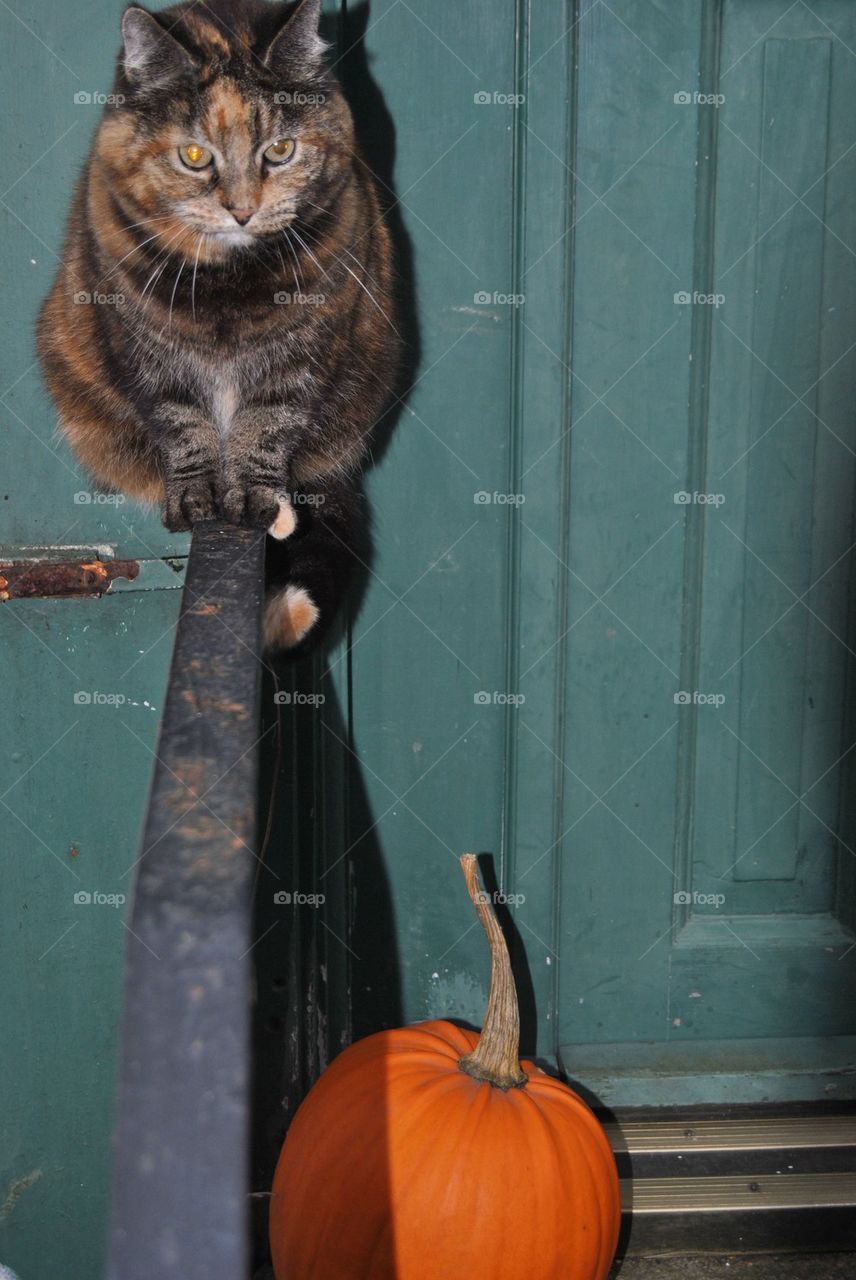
[554, 0, 856, 1090]
[0, 590, 181, 1280]
[329, 0, 856, 1107]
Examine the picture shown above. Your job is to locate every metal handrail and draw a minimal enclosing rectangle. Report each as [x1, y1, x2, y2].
[107, 523, 266, 1280]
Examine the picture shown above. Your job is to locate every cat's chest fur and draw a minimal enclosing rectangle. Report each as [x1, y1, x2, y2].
[133, 335, 263, 437]
[210, 372, 241, 439]
[129, 307, 311, 434]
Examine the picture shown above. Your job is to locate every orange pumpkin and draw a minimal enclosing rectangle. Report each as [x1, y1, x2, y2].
[270, 855, 621, 1279]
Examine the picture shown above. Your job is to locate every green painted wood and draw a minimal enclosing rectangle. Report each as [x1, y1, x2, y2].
[732, 34, 832, 884]
[333, 0, 523, 1038]
[0, 591, 180, 1280]
[5, 1, 856, 1274]
[323, 0, 856, 1108]
[557, 0, 856, 1087]
[0, 4, 186, 1276]
[0, 0, 189, 562]
[560, 1036, 856, 1109]
[538, 0, 701, 1062]
[555, 0, 856, 1084]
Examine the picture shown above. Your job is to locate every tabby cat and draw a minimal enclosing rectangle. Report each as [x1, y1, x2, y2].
[38, 0, 401, 651]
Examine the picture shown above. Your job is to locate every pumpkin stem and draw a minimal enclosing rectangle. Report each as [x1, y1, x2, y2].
[458, 854, 527, 1090]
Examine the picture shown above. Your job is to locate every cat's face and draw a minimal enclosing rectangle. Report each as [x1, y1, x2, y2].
[93, 0, 353, 263]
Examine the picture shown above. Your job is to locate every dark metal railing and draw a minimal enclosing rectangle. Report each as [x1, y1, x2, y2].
[107, 523, 266, 1280]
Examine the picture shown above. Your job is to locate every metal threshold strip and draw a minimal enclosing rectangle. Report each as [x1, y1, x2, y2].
[607, 1114, 856, 1153]
[610, 1109, 856, 1252]
[626, 1173, 856, 1213]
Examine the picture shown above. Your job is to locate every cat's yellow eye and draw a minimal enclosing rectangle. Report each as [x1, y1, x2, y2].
[179, 143, 213, 170]
[264, 138, 296, 165]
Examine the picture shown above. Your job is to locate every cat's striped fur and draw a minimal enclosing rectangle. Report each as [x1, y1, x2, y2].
[38, 0, 401, 650]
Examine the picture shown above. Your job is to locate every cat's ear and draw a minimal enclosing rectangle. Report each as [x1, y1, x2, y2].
[121, 6, 196, 90]
[265, 0, 328, 77]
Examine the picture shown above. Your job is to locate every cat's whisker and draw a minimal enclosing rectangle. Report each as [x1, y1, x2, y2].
[113, 213, 180, 234]
[297, 211, 386, 290]
[140, 259, 171, 304]
[252, 232, 305, 302]
[288, 226, 325, 275]
[168, 258, 185, 330]
[270, 242, 298, 296]
[292, 225, 401, 340]
[278, 243, 299, 295]
[139, 227, 189, 304]
[101, 228, 177, 285]
[191, 233, 206, 322]
[338, 243, 385, 291]
[280, 230, 305, 295]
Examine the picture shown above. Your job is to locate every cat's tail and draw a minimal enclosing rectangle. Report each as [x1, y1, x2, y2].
[263, 474, 364, 655]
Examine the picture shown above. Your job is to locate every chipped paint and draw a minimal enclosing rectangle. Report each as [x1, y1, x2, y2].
[10, 543, 116, 557]
[427, 969, 486, 1026]
[0, 1169, 42, 1222]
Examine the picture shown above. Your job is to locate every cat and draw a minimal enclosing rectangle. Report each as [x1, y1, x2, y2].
[38, 0, 401, 652]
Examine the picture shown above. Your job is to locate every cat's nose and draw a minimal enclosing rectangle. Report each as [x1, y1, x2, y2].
[229, 208, 256, 226]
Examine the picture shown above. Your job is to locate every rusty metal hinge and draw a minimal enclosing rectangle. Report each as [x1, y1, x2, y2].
[0, 557, 139, 601]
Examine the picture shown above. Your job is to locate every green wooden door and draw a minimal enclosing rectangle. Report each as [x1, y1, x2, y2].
[313, 0, 856, 1109]
[4, 0, 856, 1276]
[0, 4, 186, 1275]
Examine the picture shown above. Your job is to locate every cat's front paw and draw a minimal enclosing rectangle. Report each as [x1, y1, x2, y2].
[162, 475, 220, 531]
[223, 484, 296, 539]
